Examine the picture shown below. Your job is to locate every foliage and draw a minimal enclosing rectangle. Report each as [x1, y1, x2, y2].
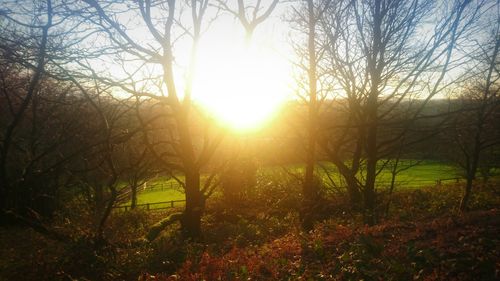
[1, 178, 499, 280]
[155, 208, 499, 281]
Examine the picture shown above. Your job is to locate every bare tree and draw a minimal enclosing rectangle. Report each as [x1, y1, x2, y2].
[122, 141, 156, 210]
[287, 0, 335, 229]
[301, 0, 320, 230]
[65, 80, 146, 243]
[445, 19, 500, 211]
[216, 0, 280, 39]
[0, 0, 147, 240]
[0, 0, 54, 222]
[71, 0, 278, 238]
[319, 0, 483, 225]
[0, 0, 112, 224]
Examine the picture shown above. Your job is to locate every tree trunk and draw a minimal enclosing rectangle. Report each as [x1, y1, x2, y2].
[96, 186, 116, 243]
[346, 177, 362, 208]
[460, 119, 482, 212]
[363, 175, 376, 226]
[460, 177, 473, 212]
[333, 159, 362, 208]
[131, 180, 138, 210]
[363, 0, 382, 226]
[385, 168, 398, 218]
[302, 160, 318, 230]
[364, 64, 380, 226]
[301, 0, 319, 231]
[0, 185, 7, 224]
[181, 169, 204, 239]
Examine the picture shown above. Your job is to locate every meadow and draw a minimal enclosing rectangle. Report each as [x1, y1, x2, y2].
[128, 159, 464, 209]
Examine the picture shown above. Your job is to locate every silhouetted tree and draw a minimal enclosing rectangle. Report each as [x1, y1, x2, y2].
[217, 0, 280, 39]
[319, 0, 482, 224]
[288, 0, 336, 230]
[445, 21, 500, 211]
[72, 0, 279, 238]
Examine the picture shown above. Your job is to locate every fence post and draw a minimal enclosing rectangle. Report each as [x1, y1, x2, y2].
[147, 203, 150, 210]
[171, 201, 174, 208]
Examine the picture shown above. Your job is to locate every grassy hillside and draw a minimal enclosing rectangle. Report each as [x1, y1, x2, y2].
[132, 160, 464, 208]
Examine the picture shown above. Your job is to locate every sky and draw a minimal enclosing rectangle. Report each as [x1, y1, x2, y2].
[58, 0, 298, 131]
[5, 0, 493, 131]
[190, 2, 295, 130]
[79, 0, 494, 130]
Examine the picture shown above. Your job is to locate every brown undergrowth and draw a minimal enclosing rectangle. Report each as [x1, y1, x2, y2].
[140, 209, 499, 281]
[1, 184, 499, 280]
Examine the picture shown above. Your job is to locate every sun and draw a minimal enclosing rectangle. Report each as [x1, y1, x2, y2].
[193, 43, 291, 132]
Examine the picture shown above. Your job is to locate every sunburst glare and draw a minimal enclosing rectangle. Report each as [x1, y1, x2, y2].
[193, 43, 291, 131]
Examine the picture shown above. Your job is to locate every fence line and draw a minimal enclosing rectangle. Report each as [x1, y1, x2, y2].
[141, 180, 182, 193]
[142, 176, 464, 192]
[115, 177, 468, 212]
[321, 176, 464, 188]
[113, 199, 185, 212]
[376, 177, 463, 186]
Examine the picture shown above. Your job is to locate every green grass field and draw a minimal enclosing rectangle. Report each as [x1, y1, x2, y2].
[373, 160, 460, 186]
[318, 160, 462, 188]
[135, 189, 185, 204]
[262, 160, 463, 189]
[126, 160, 468, 209]
[120, 179, 185, 210]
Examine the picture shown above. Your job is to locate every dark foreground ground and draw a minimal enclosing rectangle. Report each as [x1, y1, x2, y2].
[1, 184, 499, 280]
